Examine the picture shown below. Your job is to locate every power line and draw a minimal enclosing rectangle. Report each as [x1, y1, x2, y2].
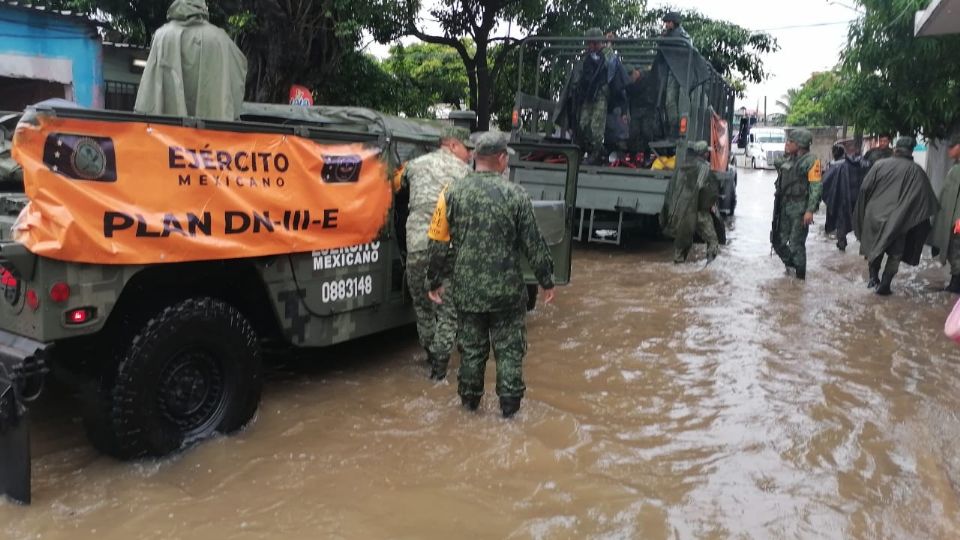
[753, 20, 856, 32]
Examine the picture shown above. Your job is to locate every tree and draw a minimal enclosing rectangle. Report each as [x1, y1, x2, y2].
[52, 0, 396, 104]
[776, 88, 799, 116]
[637, 8, 778, 96]
[387, 0, 648, 130]
[383, 42, 471, 115]
[836, 0, 960, 138]
[784, 72, 844, 127]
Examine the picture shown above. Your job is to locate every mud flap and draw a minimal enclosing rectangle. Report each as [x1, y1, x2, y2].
[0, 368, 30, 504]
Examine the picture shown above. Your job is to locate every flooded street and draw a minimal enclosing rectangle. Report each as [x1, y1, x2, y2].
[4, 167, 960, 539]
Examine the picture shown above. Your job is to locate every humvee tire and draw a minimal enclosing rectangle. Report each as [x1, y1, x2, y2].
[89, 298, 262, 458]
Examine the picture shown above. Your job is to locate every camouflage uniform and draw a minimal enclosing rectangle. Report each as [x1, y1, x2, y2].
[574, 29, 628, 163]
[400, 140, 470, 373]
[427, 132, 554, 415]
[771, 129, 823, 278]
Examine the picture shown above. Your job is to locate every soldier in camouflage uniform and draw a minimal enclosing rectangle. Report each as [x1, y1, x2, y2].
[572, 28, 628, 165]
[400, 126, 473, 380]
[771, 128, 823, 280]
[426, 131, 556, 418]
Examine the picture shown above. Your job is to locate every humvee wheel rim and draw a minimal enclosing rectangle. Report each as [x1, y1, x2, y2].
[158, 349, 226, 434]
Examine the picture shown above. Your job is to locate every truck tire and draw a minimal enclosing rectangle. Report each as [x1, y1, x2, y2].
[526, 285, 538, 311]
[724, 174, 737, 217]
[93, 298, 262, 459]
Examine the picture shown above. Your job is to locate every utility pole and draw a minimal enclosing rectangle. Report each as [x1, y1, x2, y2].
[764, 96, 767, 124]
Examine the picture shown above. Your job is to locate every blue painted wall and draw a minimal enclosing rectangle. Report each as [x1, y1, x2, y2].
[0, 6, 102, 107]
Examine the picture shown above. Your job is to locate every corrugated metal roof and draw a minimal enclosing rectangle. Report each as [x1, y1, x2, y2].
[0, 0, 100, 27]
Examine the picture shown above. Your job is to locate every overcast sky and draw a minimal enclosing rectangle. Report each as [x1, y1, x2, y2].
[366, 0, 859, 114]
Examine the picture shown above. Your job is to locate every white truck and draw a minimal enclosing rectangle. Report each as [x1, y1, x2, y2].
[742, 127, 786, 170]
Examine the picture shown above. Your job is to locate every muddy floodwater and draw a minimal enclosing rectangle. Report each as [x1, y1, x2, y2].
[4, 167, 960, 539]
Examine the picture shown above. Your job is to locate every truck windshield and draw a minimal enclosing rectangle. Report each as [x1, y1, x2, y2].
[757, 134, 785, 143]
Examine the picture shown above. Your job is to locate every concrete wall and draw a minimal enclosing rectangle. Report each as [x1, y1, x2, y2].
[103, 46, 147, 85]
[0, 6, 102, 108]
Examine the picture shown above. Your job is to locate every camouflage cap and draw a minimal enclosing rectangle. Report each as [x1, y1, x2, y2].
[949, 133, 960, 148]
[440, 125, 474, 149]
[585, 27, 604, 39]
[662, 11, 682, 24]
[895, 136, 916, 152]
[473, 131, 514, 156]
[691, 140, 710, 155]
[788, 128, 813, 148]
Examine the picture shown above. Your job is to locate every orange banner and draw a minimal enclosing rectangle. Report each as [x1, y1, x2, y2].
[710, 112, 730, 173]
[12, 114, 392, 264]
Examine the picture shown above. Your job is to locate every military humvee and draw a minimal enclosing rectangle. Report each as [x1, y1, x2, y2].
[0, 103, 580, 504]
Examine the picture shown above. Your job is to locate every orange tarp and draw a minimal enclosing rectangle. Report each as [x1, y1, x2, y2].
[12, 114, 392, 264]
[710, 112, 730, 173]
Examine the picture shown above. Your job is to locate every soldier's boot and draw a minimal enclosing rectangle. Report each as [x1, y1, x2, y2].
[673, 247, 688, 264]
[875, 271, 896, 296]
[705, 243, 719, 262]
[947, 274, 960, 294]
[461, 394, 481, 411]
[867, 259, 882, 288]
[500, 396, 522, 419]
[837, 236, 847, 252]
[429, 355, 449, 381]
[795, 266, 806, 280]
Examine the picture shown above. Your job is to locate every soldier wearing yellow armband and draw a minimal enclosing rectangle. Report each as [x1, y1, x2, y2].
[770, 128, 822, 280]
[425, 131, 555, 418]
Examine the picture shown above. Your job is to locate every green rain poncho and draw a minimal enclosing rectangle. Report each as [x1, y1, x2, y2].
[134, 0, 247, 121]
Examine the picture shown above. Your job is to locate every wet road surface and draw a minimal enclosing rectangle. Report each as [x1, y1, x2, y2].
[4, 167, 960, 539]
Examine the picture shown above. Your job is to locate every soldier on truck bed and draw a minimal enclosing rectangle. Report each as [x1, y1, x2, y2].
[553, 28, 629, 166]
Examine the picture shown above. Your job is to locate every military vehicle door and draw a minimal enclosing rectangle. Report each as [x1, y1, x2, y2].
[510, 142, 580, 285]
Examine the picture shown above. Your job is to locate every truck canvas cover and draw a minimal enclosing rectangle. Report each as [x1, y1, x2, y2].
[10, 106, 403, 265]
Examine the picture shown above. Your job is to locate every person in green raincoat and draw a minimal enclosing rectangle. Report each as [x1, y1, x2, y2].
[134, 0, 248, 121]
[661, 141, 718, 263]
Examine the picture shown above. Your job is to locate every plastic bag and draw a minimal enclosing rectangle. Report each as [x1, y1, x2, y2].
[944, 297, 960, 344]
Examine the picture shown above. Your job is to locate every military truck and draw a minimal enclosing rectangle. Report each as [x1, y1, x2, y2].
[0, 102, 580, 504]
[510, 36, 737, 244]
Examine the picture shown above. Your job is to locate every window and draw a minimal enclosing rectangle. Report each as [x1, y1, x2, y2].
[104, 80, 138, 111]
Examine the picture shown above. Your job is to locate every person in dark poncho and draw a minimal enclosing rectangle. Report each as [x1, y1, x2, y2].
[822, 143, 866, 252]
[930, 134, 960, 293]
[854, 136, 939, 296]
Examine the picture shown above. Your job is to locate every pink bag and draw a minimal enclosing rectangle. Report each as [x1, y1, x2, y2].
[945, 298, 960, 344]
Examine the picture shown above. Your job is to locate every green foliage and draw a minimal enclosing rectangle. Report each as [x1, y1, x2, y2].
[637, 8, 779, 94]
[838, 0, 960, 138]
[387, 0, 649, 129]
[784, 72, 844, 127]
[383, 42, 470, 114]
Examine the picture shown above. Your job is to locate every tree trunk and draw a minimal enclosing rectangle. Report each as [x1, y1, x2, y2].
[475, 45, 491, 130]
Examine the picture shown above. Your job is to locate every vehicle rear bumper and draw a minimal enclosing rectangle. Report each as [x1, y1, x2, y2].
[0, 330, 50, 505]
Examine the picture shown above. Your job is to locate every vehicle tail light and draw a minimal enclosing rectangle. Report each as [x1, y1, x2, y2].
[25, 289, 39, 311]
[0, 266, 21, 305]
[65, 307, 95, 325]
[679, 117, 688, 135]
[49, 282, 70, 303]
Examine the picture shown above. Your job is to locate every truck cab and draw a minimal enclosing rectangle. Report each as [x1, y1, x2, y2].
[745, 127, 786, 170]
